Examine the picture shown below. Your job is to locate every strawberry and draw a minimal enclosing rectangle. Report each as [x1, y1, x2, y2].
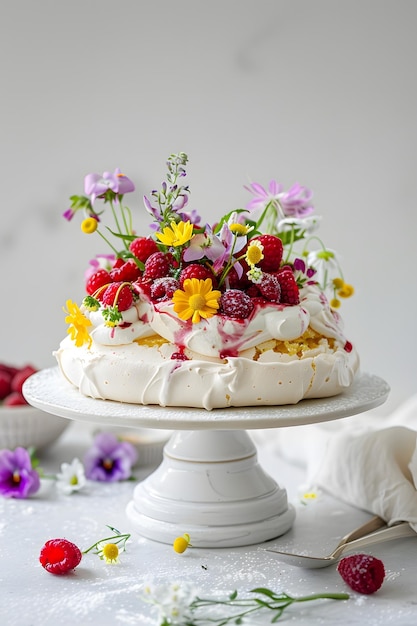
[259, 273, 281, 302]
[150, 277, 180, 301]
[276, 267, 300, 305]
[220, 290, 254, 319]
[144, 252, 173, 279]
[109, 260, 141, 282]
[337, 554, 385, 594]
[252, 234, 283, 272]
[86, 269, 112, 296]
[39, 538, 82, 575]
[129, 237, 159, 263]
[179, 264, 216, 288]
[101, 282, 133, 311]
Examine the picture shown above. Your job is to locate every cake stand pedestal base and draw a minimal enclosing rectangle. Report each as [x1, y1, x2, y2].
[126, 430, 295, 547]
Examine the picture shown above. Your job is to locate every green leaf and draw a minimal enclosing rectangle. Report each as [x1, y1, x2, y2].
[229, 590, 238, 600]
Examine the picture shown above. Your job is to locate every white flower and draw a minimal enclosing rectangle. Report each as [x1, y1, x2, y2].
[56, 458, 86, 494]
[278, 215, 321, 235]
[306, 247, 343, 291]
[143, 581, 198, 625]
[298, 484, 322, 505]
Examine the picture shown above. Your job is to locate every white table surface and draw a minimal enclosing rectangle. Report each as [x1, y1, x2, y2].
[1, 419, 417, 626]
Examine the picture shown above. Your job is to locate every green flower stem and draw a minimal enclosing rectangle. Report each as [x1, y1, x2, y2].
[95, 228, 121, 256]
[83, 526, 131, 555]
[188, 589, 350, 625]
[109, 200, 129, 250]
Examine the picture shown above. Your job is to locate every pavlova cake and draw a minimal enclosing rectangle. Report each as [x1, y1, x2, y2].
[55, 153, 359, 409]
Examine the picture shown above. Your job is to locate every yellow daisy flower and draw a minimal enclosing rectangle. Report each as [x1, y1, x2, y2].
[63, 299, 92, 348]
[246, 240, 264, 267]
[156, 220, 194, 247]
[172, 278, 221, 324]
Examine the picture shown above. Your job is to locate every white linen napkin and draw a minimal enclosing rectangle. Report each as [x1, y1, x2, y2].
[256, 393, 417, 530]
[312, 425, 417, 532]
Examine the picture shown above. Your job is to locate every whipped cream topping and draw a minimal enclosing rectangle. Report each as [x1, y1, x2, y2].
[84, 284, 348, 358]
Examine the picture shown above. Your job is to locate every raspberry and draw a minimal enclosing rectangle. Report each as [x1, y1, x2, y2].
[276, 268, 300, 305]
[0, 370, 12, 400]
[150, 277, 180, 301]
[129, 237, 159, 263]
[11, 365, 37, 394]
[220, 289, 254, 319]
[144, 252, 172, 279]
[3, 391, 27, 406]
[179, 263, 215, 288]
[109, 260, 141, 282]
[86, 269, 112, 296]
[259, 273, 281, 302]
[39, 538, 82, 575]
[101, 282, 133, 311]
[337, 554, 385, 594]
[252, 234, 283, 272]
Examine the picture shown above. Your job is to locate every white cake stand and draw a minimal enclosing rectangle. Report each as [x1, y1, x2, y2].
[23, 368, 389, 548]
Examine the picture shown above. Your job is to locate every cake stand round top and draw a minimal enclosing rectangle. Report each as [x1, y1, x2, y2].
[23, 368, 389, 431]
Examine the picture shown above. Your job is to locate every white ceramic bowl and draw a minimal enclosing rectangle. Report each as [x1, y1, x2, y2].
[0, 405, 70, 451]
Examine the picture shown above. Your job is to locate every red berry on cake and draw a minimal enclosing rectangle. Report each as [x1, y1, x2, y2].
[259, 273, 281, 302]
[337, 554, 385, 594]
[220, 289, 254, 319]
[150, 277, 180, 301]
[86, 269, 112, 296]
[39, 538, 82, 575]
[101, 282, 133, 311]
[0, 370, 12, 400]
[276, 267, 300, 305]
[129, 237, 159, 263]
[252, 234, 283, 272]
[144, 251, 173, 279]
[109, 260, 141, 282]
[179, 263, 216, 288]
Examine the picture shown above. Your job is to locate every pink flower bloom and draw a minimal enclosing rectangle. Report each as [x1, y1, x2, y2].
[183, 225, 225, 263]
[0, 447, 40, 498]
[245, 180, 314, 218]
[84, 432, 138, 482]
[84, 168, 135, 204]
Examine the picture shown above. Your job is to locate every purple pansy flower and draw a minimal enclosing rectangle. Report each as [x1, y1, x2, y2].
[84, 168, 135, 204]
[0, 447, 40, 499]
[84, 432, 138, 482]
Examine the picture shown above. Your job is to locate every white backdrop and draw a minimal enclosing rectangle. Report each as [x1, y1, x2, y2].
[1, 0, 416, 414]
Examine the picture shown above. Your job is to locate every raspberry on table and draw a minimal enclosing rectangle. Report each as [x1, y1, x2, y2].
[337, 553, 385, 594]
[39, 538, 82, 575]
[220, 289, 254, 319]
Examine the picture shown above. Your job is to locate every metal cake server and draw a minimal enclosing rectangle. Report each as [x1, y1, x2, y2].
[266, 516, 416, 568]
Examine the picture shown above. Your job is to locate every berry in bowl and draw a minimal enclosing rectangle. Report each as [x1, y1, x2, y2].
[0, 362, 69, 450]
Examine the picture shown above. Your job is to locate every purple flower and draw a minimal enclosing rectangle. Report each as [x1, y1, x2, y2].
[245, 180, 314, 219]
[84, 432, 138, 482]
[0, 447, 40, 498]
[84, 168, 135, 204]
[183, 225, 225, 263]
[279, 183, 314, 218]
[62, 207, 75, 221]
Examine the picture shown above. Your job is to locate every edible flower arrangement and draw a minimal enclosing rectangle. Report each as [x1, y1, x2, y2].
[63, 153, 354, 345]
